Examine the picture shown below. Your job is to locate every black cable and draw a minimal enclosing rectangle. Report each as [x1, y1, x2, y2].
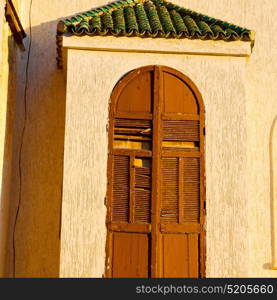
[13, 0, 33, 278]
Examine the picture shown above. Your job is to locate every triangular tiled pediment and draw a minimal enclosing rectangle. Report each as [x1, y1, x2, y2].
[58, 0, 253, 40]
[57, 0, 254, 67]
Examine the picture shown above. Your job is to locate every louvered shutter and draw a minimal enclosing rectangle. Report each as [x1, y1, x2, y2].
[106, 68, 154, 278]
[112, 118, 152, 224]
[106, 66, 205, 278]
[184, 157, 200, 223]
[134, 165, 151, 223]
[160, 70, 204, 278]
[112, 155, 129, 222]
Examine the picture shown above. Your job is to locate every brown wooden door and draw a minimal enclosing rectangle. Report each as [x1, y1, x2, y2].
[106, 66, 205, 278]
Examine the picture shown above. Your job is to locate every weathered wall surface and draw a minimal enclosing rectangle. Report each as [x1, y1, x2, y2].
[0, 1, 5, 64]
[0, 0, 21, 276]
[62, 0, 277, 277]
[62, 48, 249, 277]
[7, 0, 119, 278]
[0, 2, 7, 200]
[2, 0, 277, 277]
[0, 0, 9, 277]
[188, 0, 277, 278]
[271, 117, 277, 270]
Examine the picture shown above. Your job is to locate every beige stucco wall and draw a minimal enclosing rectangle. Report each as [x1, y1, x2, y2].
[1, 0, 277, 277]
[189, 0, 277, 278]
[271, 117, 277, 270]
[0, 1, 8, 193]
[0, 0, 9, 277]
[0, 0, 21, 277]
[61, 48, 248, 277]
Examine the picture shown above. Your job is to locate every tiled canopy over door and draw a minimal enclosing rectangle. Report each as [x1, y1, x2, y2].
[106, 66, 205, 278]
[57, 0, 254, 278]
[56, 0, 254, 68]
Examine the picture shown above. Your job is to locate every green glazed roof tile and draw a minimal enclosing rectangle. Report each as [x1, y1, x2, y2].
[170, 10, 188, 35]
[113, 9, 126, 32]
[57, 0, 255, 67]
[183, 16, 201, 36]
[158, 5, 176, 34]
[58, 0, 253, 39]
[124, 6, 139, 32]
[145, 1, 163, 33]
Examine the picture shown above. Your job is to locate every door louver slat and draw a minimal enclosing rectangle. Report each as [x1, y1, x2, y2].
[112, 156, 130, 222]
[134, 189, 151, 223]
[183, 158, 200, 222]
[135, 174, 151, 189]
[163, 120, 200, 141]
[134, 166, 151, 223]
[115, 119, 152, 129]
[161, 158, 178, 223]
[114, 118, 152, 150]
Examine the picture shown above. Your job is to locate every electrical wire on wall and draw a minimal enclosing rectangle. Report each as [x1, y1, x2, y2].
[13, 0, 33, 277]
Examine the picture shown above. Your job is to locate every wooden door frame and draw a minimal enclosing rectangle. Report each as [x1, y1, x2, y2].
[105, 65, 206, 278]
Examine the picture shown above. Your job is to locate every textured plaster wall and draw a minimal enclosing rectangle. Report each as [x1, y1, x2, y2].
[0, 0, 20, 276]
[0, 0, 9, 277]
[0, 1, 7, 197]
[1, 0, 277, 277]
[185, 0, 277, 278]
[272, 117, 277, 270]
[62, 49, 248, 277]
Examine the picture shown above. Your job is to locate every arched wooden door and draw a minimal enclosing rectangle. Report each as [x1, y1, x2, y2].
[105, 66, 205, 278]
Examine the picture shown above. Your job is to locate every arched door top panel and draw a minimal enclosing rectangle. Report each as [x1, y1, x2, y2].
[116, 69, 153, 114]
[163, 71, 199, 114]
[113, 66, 204, 117]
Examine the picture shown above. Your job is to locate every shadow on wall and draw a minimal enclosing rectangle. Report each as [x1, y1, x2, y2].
[0, 18, 67, 277]
[0, 34, 19, 278]
[270, 115, 277, 270]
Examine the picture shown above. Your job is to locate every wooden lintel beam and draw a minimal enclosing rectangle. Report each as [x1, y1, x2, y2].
[5, 0, 26, 51]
